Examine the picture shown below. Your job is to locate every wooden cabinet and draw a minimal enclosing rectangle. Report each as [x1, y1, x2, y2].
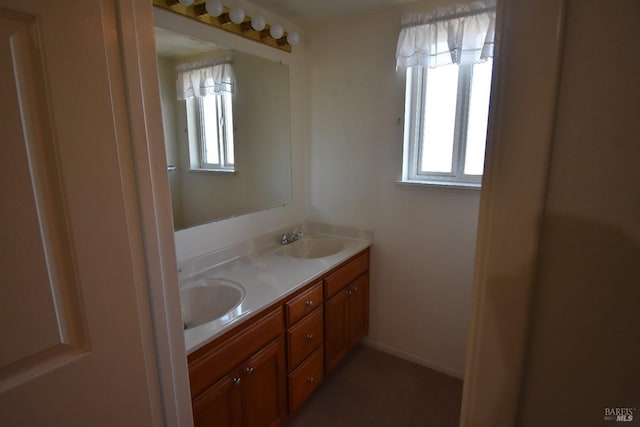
[324, 250, 370, 375]
[188, 248, 370, 424]
[189, 307, 287, 427]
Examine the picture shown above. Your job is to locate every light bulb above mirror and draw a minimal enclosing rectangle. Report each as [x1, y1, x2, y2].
[287, 31, 299, 46]
[205, 0, 223, 17]
[228, 6, 245, 24]
[251, 15, 266, 31]
[269, 24, 284, 40]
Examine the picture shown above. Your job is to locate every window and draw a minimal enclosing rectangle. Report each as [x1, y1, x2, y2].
[191, 92, 235, 171]
[403, 59, 493, 185]
[176, 57, 236, 172]
[396, 2, 496, 187]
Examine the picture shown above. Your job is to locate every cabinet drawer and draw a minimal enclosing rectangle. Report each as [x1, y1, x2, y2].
[325, 250, 369, 298]
[286, 281, 323, 326]
[287, 308, 323, 370]
[288, 348, 324, 413]
[189, 307, 284, 399]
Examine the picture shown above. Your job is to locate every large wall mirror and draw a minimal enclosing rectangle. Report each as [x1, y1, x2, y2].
[154, 18, 292, 231]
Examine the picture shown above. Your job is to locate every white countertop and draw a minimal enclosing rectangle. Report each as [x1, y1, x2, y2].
[182, 234, 371, 354]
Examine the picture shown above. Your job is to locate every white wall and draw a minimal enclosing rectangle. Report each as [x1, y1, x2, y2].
[154, 5, 307, 261]
[305, 0, 480, 377]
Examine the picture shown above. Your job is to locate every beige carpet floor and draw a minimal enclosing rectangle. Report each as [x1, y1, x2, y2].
[286, 344, 463, 427]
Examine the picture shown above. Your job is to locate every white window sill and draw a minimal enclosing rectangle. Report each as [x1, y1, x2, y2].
[188, 168, 236, 174]
[395, 179, 481, 191]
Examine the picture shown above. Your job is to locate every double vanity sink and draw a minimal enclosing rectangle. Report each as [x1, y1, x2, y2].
[180, 229, 372, 426]
[179, 233, 370, 353]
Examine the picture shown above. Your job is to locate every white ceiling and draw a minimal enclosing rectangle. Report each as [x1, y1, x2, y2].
[248, 0, 421, 26]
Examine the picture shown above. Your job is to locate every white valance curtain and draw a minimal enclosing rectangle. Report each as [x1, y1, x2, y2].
[176, 57, 236, 100]
[396, 1, 496, 70]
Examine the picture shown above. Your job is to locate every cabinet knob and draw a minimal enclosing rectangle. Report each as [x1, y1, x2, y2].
[246, 367, 255, 375]
[305, 334, 314, 341]
[346, 289, 352, 296]
[352, 285, 358, 292]
[307, 376, 315, 384]
[233, 377, 242, 387]
[305, 300, 314, 307]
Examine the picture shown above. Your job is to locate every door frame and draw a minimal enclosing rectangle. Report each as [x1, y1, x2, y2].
[119, 0, 570, 425]
[115, 1, 193, 425]
[459, 0, 567, 425]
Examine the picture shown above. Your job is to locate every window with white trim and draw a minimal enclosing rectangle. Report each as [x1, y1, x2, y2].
[397, 2, 496, 187]
[404, 59, 493, 184]
[189, 92, 235, 171]
[176, 57, 236, 172]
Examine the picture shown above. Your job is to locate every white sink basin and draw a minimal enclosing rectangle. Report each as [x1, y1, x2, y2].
[279, 236, 344, 259]
[180, 279, 245, 330]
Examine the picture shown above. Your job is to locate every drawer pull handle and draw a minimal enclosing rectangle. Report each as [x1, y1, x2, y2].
[346, 289, 352, 296]
[305, 300, 314, 307]
[246, 367, 255, 375]
[307, 376, 315, 384]
[305, 334, 314, 341]
[233, 377, 241, 387]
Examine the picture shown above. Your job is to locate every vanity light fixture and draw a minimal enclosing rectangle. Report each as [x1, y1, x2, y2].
[153, 0, 297, 53]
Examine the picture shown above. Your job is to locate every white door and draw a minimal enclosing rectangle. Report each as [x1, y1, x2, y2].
[0, 1, 175, 425]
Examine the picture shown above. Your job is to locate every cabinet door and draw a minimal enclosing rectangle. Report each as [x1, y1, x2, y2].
[325, 273, 370, 374]
[192, 371, 243, 427]
[243, 337, 287, 427]
[324, 288, 351, 374]
[348, 274, 369, 348]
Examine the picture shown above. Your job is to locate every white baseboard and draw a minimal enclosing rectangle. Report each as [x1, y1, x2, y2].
[362, 339, 464, 380]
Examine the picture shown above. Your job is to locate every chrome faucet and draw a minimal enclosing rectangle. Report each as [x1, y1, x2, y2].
[280, 228, 304, 245]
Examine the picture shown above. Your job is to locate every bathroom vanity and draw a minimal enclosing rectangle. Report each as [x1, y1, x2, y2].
[181, 233, 370, 426]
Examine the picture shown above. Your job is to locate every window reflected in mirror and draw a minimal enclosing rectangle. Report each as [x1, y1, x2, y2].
[154, 26, 292, 231]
